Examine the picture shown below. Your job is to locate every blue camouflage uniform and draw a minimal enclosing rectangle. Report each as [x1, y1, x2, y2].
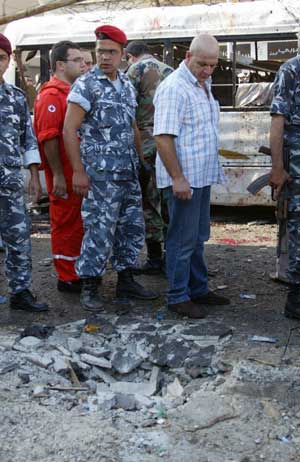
[0, 81, 41, 294]
[270, 55, 300, 284]
[67, 65, 145, 277]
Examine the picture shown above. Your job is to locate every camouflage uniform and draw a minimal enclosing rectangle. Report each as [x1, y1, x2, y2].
[270, 55, 300, 284]
[67, 65, 144, 277]
[127, 55, 173, 242]
[0, 81, 41, 294]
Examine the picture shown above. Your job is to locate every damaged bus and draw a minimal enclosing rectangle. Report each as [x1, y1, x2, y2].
[3, 0, 300, 205]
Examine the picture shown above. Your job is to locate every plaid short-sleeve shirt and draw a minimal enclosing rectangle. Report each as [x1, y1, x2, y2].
[153, 60, 225, 188]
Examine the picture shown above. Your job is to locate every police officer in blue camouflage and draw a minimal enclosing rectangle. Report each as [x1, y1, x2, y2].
[0, 34, 48, 312]
[63, 25, 158, 311]
[269, 52, 300, 319]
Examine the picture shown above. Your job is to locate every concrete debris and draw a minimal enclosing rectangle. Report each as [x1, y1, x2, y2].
[0, 314, 232, 416]
[82, 345, 110, 358]
[80, 353, 112, 369]
[111, 348, 143, 374]
[90, 366, 116, 384]
[115, 393, 137, 411]
[0, 362, 18, 375]
[25, 353, 53, 369]
[95, 391, 116, 411]
[165, 378, 184, 400]
[111, 366, 160, 397]
[67, 337, 83, 353]
[32, 385, 47, 397]
[19, 336, 43, 349]
[185, 346, 215, 378]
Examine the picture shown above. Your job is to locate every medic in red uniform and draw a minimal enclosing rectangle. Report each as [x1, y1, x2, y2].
[34, 41, 85, 292]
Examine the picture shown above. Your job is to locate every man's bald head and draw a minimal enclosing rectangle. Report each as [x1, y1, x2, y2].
[189, 34, 219, 58]
[185, 34, 219, 85]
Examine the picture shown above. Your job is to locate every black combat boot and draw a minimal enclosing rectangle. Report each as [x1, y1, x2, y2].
[133, 240, 164, 275]
[116, 269, 159, 300]
[284, 284, 300, 319]
[10, 289, 49, 312]
[80, 278, 103, 312]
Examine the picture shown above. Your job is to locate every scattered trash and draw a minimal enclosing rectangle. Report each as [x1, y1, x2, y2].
[250, 335, 278, 344]
[278, 436, 290, 444]
[156, 310, 165, 321]
[84, 324, 102, 333]
[0, 296, 7, 304]
[240, 294, 257, 300]
[217, 285, 228, 290]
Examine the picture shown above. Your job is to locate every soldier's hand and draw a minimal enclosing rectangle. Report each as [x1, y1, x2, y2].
[269, 167, 291, 200]
[172, 176, 192, 200]
[28, 176, 42, 204]
[73, 170, 90, 197]
[53, 173, 67, 197]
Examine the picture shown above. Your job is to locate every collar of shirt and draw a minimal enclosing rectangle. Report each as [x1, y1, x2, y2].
[138, 54, 155, 62]
[179, 60, 212, 91]
[94, 65, 126, 85]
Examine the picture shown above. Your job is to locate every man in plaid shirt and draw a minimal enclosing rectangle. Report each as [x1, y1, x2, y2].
[154, 34, 230, 318]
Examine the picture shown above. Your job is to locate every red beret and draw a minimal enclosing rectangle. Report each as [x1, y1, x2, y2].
[0, 34, 12, 56]
[94, 25, 127, 45]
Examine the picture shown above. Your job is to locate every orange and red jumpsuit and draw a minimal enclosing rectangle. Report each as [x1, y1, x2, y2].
[34, 76, 83, 282]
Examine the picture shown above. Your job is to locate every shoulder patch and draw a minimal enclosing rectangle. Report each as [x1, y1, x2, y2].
[48, 104, 56, 113]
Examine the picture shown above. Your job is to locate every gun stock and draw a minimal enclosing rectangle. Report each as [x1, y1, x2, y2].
[247, 173, 270, 195]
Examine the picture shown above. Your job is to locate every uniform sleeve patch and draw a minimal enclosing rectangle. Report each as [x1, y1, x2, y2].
[48, 104, 56, 113]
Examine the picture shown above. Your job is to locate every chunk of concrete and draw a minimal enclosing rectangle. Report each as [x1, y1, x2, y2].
[111, 366, 159, 397]
[111, 348, 143, 374]
[135, 394, 155, 409]
[96, 391, 116, 411]
[67, 337, 83, 354]
[25, 353, 53, 369]
[82, 346, 110, 358]
[184, 346, 215, 379]
[165, 378, 184, 400]
[151, 339, 190, 368]
[0, 362, 18, 375]
[19, 336, 43, 349]
[80, 353, 112, 369]
[115, 393, 136, 411]
[52, 355, 69, 374]
[89, 366, 116, 384]
[32, 385, 47, 397]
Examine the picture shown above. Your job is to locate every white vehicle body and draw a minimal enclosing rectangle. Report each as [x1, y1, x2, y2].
[4, 0, 300, 205]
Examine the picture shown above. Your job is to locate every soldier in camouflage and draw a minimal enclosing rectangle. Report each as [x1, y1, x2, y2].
[0, 34, 48, 312]
[269, 53, 300, 319]
[126, 41, 173, 274]
[63, 25, 158, 311]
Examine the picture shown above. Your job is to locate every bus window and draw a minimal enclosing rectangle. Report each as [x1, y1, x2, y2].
[234, 39, 298, 109]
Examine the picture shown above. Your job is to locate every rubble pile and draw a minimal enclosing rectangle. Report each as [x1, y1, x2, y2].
[0, 315, 232, 414]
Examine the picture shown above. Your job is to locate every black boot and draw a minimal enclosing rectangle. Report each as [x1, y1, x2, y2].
[80, 278, 103, 312]
[116, 269, 159, 300]
[285, 284, 300, 319]
[10, 289, 48, 312]
[134, 240, 164, 275]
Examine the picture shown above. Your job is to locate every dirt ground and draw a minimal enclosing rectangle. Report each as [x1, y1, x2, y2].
[1, 206, 300, 462]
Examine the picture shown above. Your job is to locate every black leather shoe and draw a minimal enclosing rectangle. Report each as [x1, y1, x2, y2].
[116, 269, 159, 300]
[57, 279, 82, 293]
[133, 259, 165, 276]
[80, 278, 104, 312]
[192, 290, 230, 306]
[10, 289, 49, 312]
[285, 284, 300, 319]
[168, 301, 207, 319]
